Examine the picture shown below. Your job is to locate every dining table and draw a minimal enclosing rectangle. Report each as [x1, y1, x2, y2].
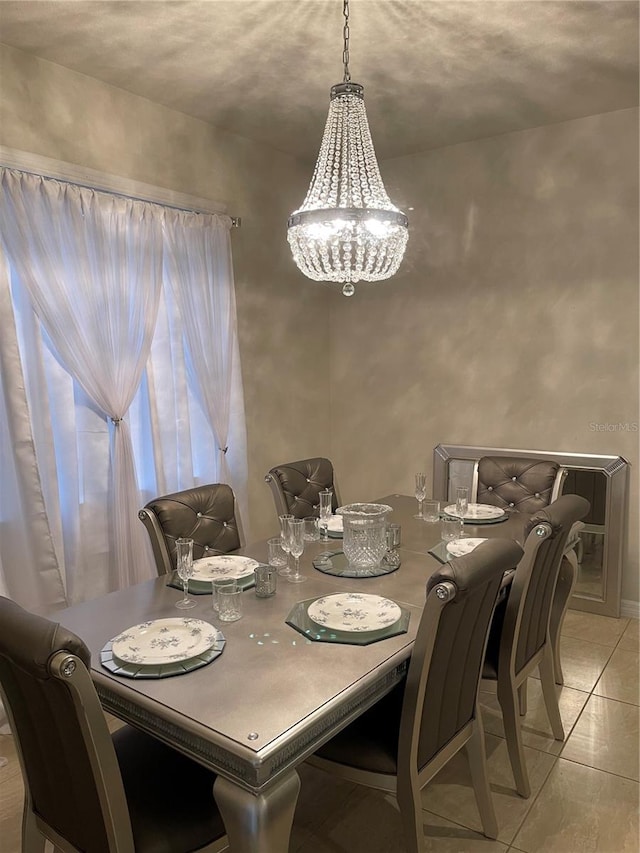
[55, 494, 526, 853]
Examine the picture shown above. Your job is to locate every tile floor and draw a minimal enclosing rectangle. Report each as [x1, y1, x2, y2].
[0, 611, 637, 852]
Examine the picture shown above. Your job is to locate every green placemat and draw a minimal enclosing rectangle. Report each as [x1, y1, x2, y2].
[166, 570, 257, 594]
[312, 550, 400, 578]
[286, 596, 410, 646]
[428, 541, 450, 564]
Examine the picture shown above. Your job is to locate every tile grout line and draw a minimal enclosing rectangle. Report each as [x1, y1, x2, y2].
[591, 627, 640, 704]
[504, 617, 634, 849]
[555, 620, 639, 783]
[505, 744, 561, 849]
[588, 691, 640, 709]
[556, 752, 640, 784]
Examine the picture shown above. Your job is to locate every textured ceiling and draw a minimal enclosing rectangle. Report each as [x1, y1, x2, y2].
[0, 0, 638, 161]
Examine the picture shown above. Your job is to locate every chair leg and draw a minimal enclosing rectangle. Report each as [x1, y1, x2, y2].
[497, 681, 531, 798]
[539, 644, 565, 740]
[22, 805, 46, 853]
[518, 680, 528, 716]
[549, 552, 578, 685]
[465, 715, 498, 839]
[396, 769, 425, 853]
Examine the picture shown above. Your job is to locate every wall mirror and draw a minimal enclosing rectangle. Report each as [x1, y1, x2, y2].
[433, 444, 629, 617]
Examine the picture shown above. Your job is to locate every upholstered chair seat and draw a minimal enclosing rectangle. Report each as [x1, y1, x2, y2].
[139, 483, 241, 575]
[265, 457, 340, 519]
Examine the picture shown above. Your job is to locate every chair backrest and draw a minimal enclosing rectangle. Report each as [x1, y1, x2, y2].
[499, 494, 590, 677]
[139, 483, 241, 575]
[398, 539, 523, 774]
[472, 456, 566, 514]
[0, 596, 134, 853]
[264, 457, 340, 519]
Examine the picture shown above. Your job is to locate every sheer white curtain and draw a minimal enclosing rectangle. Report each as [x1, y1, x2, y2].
[0, 169, 163, 592]
[141, 210, 249, 528]
[0, 167, 249, 613]
[0, 250, 67, 612]
[164, 210, 237, 484]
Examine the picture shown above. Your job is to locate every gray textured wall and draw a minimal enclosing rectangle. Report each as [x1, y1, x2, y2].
[329, 108, 639, 604]
[2, 45, 637, 604]
[0, 43, 329, 542]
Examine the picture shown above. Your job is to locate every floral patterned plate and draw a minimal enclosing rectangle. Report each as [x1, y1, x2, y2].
[443, 503, 506, 522]
[191, 554, 259, 582]
[307, 593, 402, 633]
[445, 537, 488, 558]
[111, 617, 217, 665]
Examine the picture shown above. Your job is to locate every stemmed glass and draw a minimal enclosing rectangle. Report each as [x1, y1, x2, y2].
[319, 489, 333, 542]
[456, 487, 469, 518]
[278, 514, 293, 577]
[175, 537, 196, 609]
[287, 518, 307, 583]
[414, 472, 427, 519]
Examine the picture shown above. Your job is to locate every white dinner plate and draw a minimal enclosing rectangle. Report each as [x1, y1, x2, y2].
[325, 516, 343, 533]
[307, 593, 401, 633]
[443, 503, 506, 521]
[111, 618, 217, 665]
[445, 537, 488, 558]
[191, 554, 260, 581]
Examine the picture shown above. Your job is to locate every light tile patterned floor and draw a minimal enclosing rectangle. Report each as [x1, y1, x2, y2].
[1, 612, 638, 852]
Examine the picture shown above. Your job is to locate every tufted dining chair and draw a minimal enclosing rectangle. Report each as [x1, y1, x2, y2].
[139, 483, 242, 576]
[471, 456, 566, 514]
[481, 494, 590, 798]
[0, 596, 227, 853]
[471, 455, 582, 686]
[308, 539, 524, 853]
[264, 457, 341, 520]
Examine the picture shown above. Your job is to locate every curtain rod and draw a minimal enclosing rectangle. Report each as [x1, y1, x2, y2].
[7, 167, 242, 227]
[0, 148, 241, 227]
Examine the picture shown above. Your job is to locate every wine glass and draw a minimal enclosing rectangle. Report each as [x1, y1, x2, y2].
[287, 518, 307, 583]
[319, 489, 333, 542]
[414, 472, 427, 519]
[456, 487, 469, 518]
[278, 514, 293, 577]
[175, 537, 196, 609]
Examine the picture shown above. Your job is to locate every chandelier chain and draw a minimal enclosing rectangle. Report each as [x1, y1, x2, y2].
[342, 0, 351, 82]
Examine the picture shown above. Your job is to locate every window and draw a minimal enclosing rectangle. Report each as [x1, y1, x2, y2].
[0, 167, 247, 609]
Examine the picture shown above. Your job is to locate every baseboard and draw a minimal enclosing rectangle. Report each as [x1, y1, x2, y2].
[621, 599, 640, 619]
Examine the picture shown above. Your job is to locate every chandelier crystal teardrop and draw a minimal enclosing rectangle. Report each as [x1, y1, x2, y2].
[287, 0, 408, 296]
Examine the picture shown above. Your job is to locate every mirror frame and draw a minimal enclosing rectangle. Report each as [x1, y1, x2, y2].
[433, 443, 629, 617]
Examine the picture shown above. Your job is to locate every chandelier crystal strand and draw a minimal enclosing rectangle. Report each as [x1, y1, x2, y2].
[287, 0, 408, 295]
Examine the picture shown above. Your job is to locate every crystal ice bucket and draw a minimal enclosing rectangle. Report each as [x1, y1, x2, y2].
[337, 503, 393, 575]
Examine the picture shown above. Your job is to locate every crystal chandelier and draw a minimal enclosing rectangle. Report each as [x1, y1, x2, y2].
[287, 0, 409, 296]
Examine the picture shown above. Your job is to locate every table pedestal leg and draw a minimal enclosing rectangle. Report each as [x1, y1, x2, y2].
[214, 770, 301, 853]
